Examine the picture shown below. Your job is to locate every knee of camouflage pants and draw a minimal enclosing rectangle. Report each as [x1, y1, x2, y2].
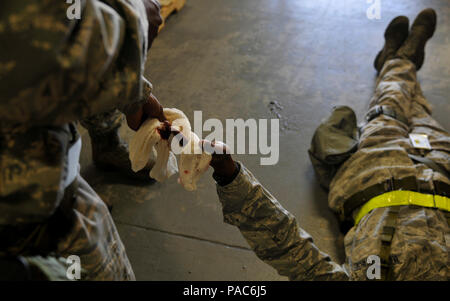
[369, 59, 419, 122]
[55, 175, 135, 280]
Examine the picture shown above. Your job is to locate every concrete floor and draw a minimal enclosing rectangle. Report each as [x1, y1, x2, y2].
[79, 0, 450, 280]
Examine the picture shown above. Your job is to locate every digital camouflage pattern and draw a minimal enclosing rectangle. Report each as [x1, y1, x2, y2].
[25, 256, 76, 281]
[81, 109, 124, 135]
[80, 79, 155, 173]
[217, 163, 349, 281]
[80, 108, 142, 181]
[54, 175, 135, 280]
[217, 58, 449, 280]
[0, 0, 156, 280]
[333, 58, 449, 280]
[81, 74, 153, 137]
[329, 58, 450, 215]
[0, 0, 151, 126]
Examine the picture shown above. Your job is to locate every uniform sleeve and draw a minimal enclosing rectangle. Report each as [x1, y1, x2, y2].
[0, 0, 152, 126]
[216, 163, 349, 281]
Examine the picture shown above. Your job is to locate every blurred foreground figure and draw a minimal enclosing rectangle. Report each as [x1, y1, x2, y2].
[81, 109, 152, 180]
[81, 110, 135, 177]
[209, 9, 449, 280]
[0, 0, 163, 280]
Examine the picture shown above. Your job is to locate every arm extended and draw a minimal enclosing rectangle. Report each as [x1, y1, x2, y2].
[207, 143, 348, 280]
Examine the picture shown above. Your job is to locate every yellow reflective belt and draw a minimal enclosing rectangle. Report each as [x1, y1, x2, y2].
[355, 190, 450, 225]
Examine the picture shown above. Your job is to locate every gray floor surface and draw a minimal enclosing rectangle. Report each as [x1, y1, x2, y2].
[79, 0, 450, 280]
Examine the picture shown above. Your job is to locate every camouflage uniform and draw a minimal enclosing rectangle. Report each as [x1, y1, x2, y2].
[217, 58, 449, 280]
[0, 0, 155, 280]
[331, 58, 449, 280]
[81, 109, 124, 137]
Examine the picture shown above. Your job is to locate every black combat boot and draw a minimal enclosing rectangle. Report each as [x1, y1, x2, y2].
[90, 128, 153, 181]
[396, 8, 437, 70]
[374, 16, 410, 73]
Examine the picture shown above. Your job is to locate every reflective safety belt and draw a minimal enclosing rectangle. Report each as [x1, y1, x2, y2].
[356, 191, 450, 280]
[355, 190, 450, 226]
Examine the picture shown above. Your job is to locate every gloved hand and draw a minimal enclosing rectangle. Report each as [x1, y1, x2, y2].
[126, 93, 167, 131]
[201, 140, 239, 185]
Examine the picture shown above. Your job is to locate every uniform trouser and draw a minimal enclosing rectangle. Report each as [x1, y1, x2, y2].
[80, 109, 124, 135]
[56, 174, 135, 280]
[330, 59, 450, 280]
[75, 111, 135, 280]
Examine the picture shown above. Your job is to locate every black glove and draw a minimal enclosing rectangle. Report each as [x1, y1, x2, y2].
[202, 140, 240, 186]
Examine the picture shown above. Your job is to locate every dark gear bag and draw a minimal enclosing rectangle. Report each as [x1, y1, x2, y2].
[308, 106, 359, 190]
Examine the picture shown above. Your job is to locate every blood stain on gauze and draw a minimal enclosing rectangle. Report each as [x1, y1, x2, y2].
[178, 132, 212, 191]
[129, 117, 178, 182]
[129, 108, 211, 190]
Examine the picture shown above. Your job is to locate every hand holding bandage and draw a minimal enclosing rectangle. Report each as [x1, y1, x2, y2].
[129, 108, 212, 191]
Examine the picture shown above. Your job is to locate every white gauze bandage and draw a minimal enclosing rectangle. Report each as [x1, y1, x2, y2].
[129, 108, 212, 190]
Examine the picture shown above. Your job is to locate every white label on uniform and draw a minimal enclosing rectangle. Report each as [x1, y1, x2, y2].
[409, 133, 431, 150]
